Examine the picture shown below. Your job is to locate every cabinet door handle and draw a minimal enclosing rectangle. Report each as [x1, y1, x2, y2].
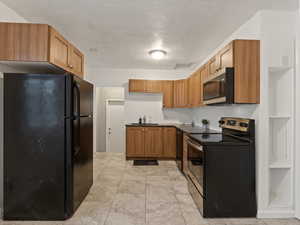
[69, 65, 74, 69]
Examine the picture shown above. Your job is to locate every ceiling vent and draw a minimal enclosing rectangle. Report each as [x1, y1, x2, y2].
[174, 62, 196, 70]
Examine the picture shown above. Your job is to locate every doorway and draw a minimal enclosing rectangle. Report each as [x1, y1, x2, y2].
[106, 99, 125, 153]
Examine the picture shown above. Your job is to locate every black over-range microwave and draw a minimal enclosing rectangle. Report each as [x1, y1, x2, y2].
[203, 68, 234, 105]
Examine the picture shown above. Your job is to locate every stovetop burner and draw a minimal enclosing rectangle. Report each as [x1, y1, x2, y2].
[189, 133, 250, 146]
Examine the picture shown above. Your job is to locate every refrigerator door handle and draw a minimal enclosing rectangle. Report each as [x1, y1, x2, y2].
[73, 82, 81, 156]
[74, 83, 81, 118]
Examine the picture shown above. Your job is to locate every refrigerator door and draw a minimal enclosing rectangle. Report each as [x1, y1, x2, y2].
[72, 116, 93, 211]
[4, 74, 67, 220]
[73, 76, 93, 116]
[71, 77, 93, 212]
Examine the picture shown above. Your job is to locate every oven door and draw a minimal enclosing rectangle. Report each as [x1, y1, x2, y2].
[203, 68, 234, 105]
[187, 138, 204, 196]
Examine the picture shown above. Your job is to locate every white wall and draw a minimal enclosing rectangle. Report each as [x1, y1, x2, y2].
[95, 87, 125, 152]
[296, 3, 300, 219]
[0, 0, 27, 215]
[86, 68, 190, 86]
[89, 69, 194, 152]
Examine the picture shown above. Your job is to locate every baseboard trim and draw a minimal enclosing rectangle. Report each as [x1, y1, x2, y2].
[257, 209, 295, 218]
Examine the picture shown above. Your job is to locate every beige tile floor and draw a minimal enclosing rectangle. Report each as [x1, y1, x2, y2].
[1, 152, 300, 225]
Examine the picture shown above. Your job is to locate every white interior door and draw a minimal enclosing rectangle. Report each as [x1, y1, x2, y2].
[106, 100, 125, 153]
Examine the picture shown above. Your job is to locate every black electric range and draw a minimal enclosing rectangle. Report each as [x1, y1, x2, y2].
[186, 117, 257, 218]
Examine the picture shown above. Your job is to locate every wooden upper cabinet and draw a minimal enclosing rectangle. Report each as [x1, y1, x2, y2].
[162, 127, 177, 158]
[208, 56, 217, 77]
[128, 79, 173, 108]
[146, 80, 162, 93]
[193, 70, 203, 107]
[0, 23, 84, 77]
[69, 44, 84, 77]
[129, 79, 146, 92]
[49, 27, 70, 72]
[187, 70, 202, 108]
[0, 23, 49, 62]
[126, 127, 145, 157]
[202, 40, 259, 104]
[162, 80, 174, 108]
[127, 39, 259, 105]
[144, 127, 163, 157]
[216, 42, 233, 72]
[129, 79, 162, 93]
[199, 65, 207, 105]
[188, 75, 194, 107]
[174, 79, 188, 108]
[233, 40, 260, 103]
[200, 63, 208, 81]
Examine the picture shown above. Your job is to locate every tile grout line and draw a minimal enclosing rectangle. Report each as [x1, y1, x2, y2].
[102, 155, 124, 225]
[171, 167, 189, 225]
[145, 174, 149, 225]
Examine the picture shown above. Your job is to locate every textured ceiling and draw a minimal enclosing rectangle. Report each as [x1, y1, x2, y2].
[1, 0, 298, 70]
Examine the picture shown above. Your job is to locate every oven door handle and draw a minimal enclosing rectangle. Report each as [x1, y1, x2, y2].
[187, 139, 203, 152]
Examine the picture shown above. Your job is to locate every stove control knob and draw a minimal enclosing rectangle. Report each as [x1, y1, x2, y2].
[219, 120, 225, 126]
[239, 122, 248, 128]
[227, 120, 236, 126]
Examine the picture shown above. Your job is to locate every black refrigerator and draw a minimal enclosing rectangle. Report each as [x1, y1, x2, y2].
[3, 73, 93, 220]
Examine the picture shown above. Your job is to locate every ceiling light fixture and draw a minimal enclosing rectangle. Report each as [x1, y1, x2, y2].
[149, 49, 167, 60]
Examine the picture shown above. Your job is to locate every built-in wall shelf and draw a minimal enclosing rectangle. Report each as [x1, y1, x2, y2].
[269, 119, 291, 165]
[269, 116, 291, 120]
[269, 67, 292, 74]
[266, 34, 294, 215]
[258, 11, 296, 218]
[269, 169, 292, 208]
[268, 68, 293, 116]
[269, 163, 292, 169]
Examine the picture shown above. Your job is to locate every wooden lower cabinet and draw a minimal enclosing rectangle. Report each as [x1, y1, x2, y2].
[126, 126, 176, 159]
[145, 127, 163, 157]
[126, 127, 145, 157]
[162, 127, 177, 158]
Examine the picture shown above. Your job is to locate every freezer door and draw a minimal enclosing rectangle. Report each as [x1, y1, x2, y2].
[4, 74, 66, 220]
[72, 116, 93, 211]
[73, 76, 93, 116]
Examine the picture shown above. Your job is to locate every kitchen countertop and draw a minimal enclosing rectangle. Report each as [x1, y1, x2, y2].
[126, 123, 220, 134]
